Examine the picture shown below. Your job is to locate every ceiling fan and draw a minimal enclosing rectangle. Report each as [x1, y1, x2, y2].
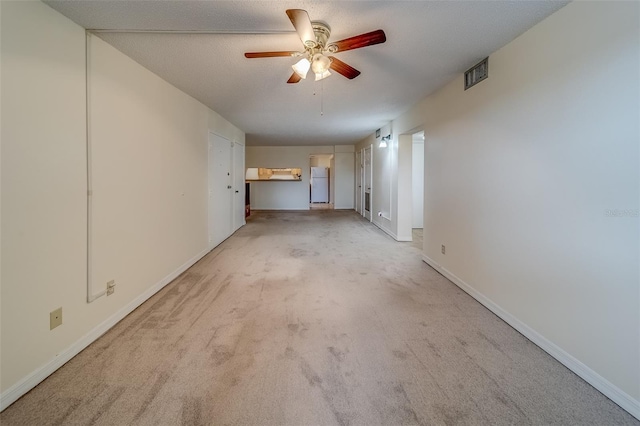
[244, 9, 386, 84]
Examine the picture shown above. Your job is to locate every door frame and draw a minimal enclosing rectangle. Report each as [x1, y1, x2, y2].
[355, 150, 363, 214]
[363, 144, 372, 222]
[208, 132, 233, 250]
[232, 141, 245, 232]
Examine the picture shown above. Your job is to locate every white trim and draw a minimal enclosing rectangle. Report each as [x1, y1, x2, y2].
[374, 223, 410, 242]
[372, 220, 398, 240]
[387, 129, 394, 222]
[208, 130, 240, 144]
[396, 233, 413, 242]
[85, 32, 105, 303]
[251, 208, 311, 211]
[364, 144, 373, 222]
[422, 254, 640, 421]
[0, 248, 209, 412]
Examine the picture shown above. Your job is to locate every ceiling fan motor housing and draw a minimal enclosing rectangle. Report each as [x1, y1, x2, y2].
[311, 21, 331, 48]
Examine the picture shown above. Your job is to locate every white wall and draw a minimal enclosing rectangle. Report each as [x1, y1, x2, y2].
[334, 145, 355, 209]
[355, 124, 412, 241]
[329, 155, 336, 205]
[2, 0, 87, 394]
[208, 110, 245, 146]
[412, 139, 424, 228]
[89, 34, 210, 304]
[310, 155, 331, 168]
[395, 1, 640, 416]
[1, 0, 245, 407]
[396, 134, 413, 241]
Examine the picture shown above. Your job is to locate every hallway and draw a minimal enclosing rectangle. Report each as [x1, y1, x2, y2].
[1, 211, 635, 425]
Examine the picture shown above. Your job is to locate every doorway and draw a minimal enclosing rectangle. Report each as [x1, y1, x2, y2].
[411, 131, 425, 246]
[412, 132, 425, 229]
[310, 154, 334, 209]
[363, 145, 372, 221]
[355, 150, 363, 214]
[232, 142, 245, 231]
[396, 129, 424, 242]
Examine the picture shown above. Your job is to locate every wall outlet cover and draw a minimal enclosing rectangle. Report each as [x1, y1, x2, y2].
[50, 307, 62, 330]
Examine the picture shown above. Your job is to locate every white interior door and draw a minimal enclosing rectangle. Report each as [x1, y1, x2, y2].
[355, 150, 362, 214]
[233, 142, 245, 231]
[364, 146, 372, 221]
[209, 133, 233, 249]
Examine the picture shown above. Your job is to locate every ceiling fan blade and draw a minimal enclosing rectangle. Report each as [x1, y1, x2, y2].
[245, 51, 298, 58]
[286, 9, 316, 47]
[329, 57, 361, 79]
[329, 29, 386, 53]
[287, 72, 302, 84]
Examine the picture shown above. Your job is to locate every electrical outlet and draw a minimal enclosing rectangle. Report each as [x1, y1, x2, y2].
[107, 280, 115, 296]
[50, 307, 62, 330]
[441, 245, 446, 255]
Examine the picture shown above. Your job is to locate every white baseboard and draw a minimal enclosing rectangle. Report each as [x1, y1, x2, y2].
[0, 248, 210, 412]
[396, 233, 413, 242]
[370, 215, 413, 242]
[422, 254, 640, 421]
[252, 208, 310, 211]
[372, 220, 398, 240]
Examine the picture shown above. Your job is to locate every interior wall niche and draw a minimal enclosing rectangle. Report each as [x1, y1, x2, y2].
[246, 167, 302, 181]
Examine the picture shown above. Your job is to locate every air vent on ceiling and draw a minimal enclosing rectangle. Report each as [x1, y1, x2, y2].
[464, 57, 488, 90]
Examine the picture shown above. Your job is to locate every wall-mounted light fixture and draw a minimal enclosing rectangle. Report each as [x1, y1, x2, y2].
[379, 135, 391, 148]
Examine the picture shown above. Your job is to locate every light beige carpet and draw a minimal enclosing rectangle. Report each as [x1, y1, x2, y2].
[1, 210, 637, 425]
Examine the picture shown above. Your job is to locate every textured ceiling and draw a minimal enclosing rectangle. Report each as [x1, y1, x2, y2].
[45, 1, 568, 146]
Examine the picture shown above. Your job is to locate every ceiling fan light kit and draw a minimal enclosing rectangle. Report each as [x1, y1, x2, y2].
[292, 58, 311, 79]
[311, 53, 331, 74]
[245, 9, 386, 84]
[315, 69, 331, 82]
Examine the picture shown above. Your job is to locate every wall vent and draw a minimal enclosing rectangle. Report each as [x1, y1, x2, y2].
[464, 57, 488, 90]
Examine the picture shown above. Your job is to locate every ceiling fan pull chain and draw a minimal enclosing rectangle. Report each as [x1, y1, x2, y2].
[320, 80, 324, 116]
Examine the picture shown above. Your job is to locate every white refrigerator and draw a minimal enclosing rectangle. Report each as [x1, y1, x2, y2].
[310, 167, 329, 203]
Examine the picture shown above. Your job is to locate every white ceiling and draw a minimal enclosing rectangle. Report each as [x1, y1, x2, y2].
[45, 1, 568, 146]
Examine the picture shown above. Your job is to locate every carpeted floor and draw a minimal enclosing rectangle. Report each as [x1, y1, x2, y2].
[1, 210, 637, 425]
